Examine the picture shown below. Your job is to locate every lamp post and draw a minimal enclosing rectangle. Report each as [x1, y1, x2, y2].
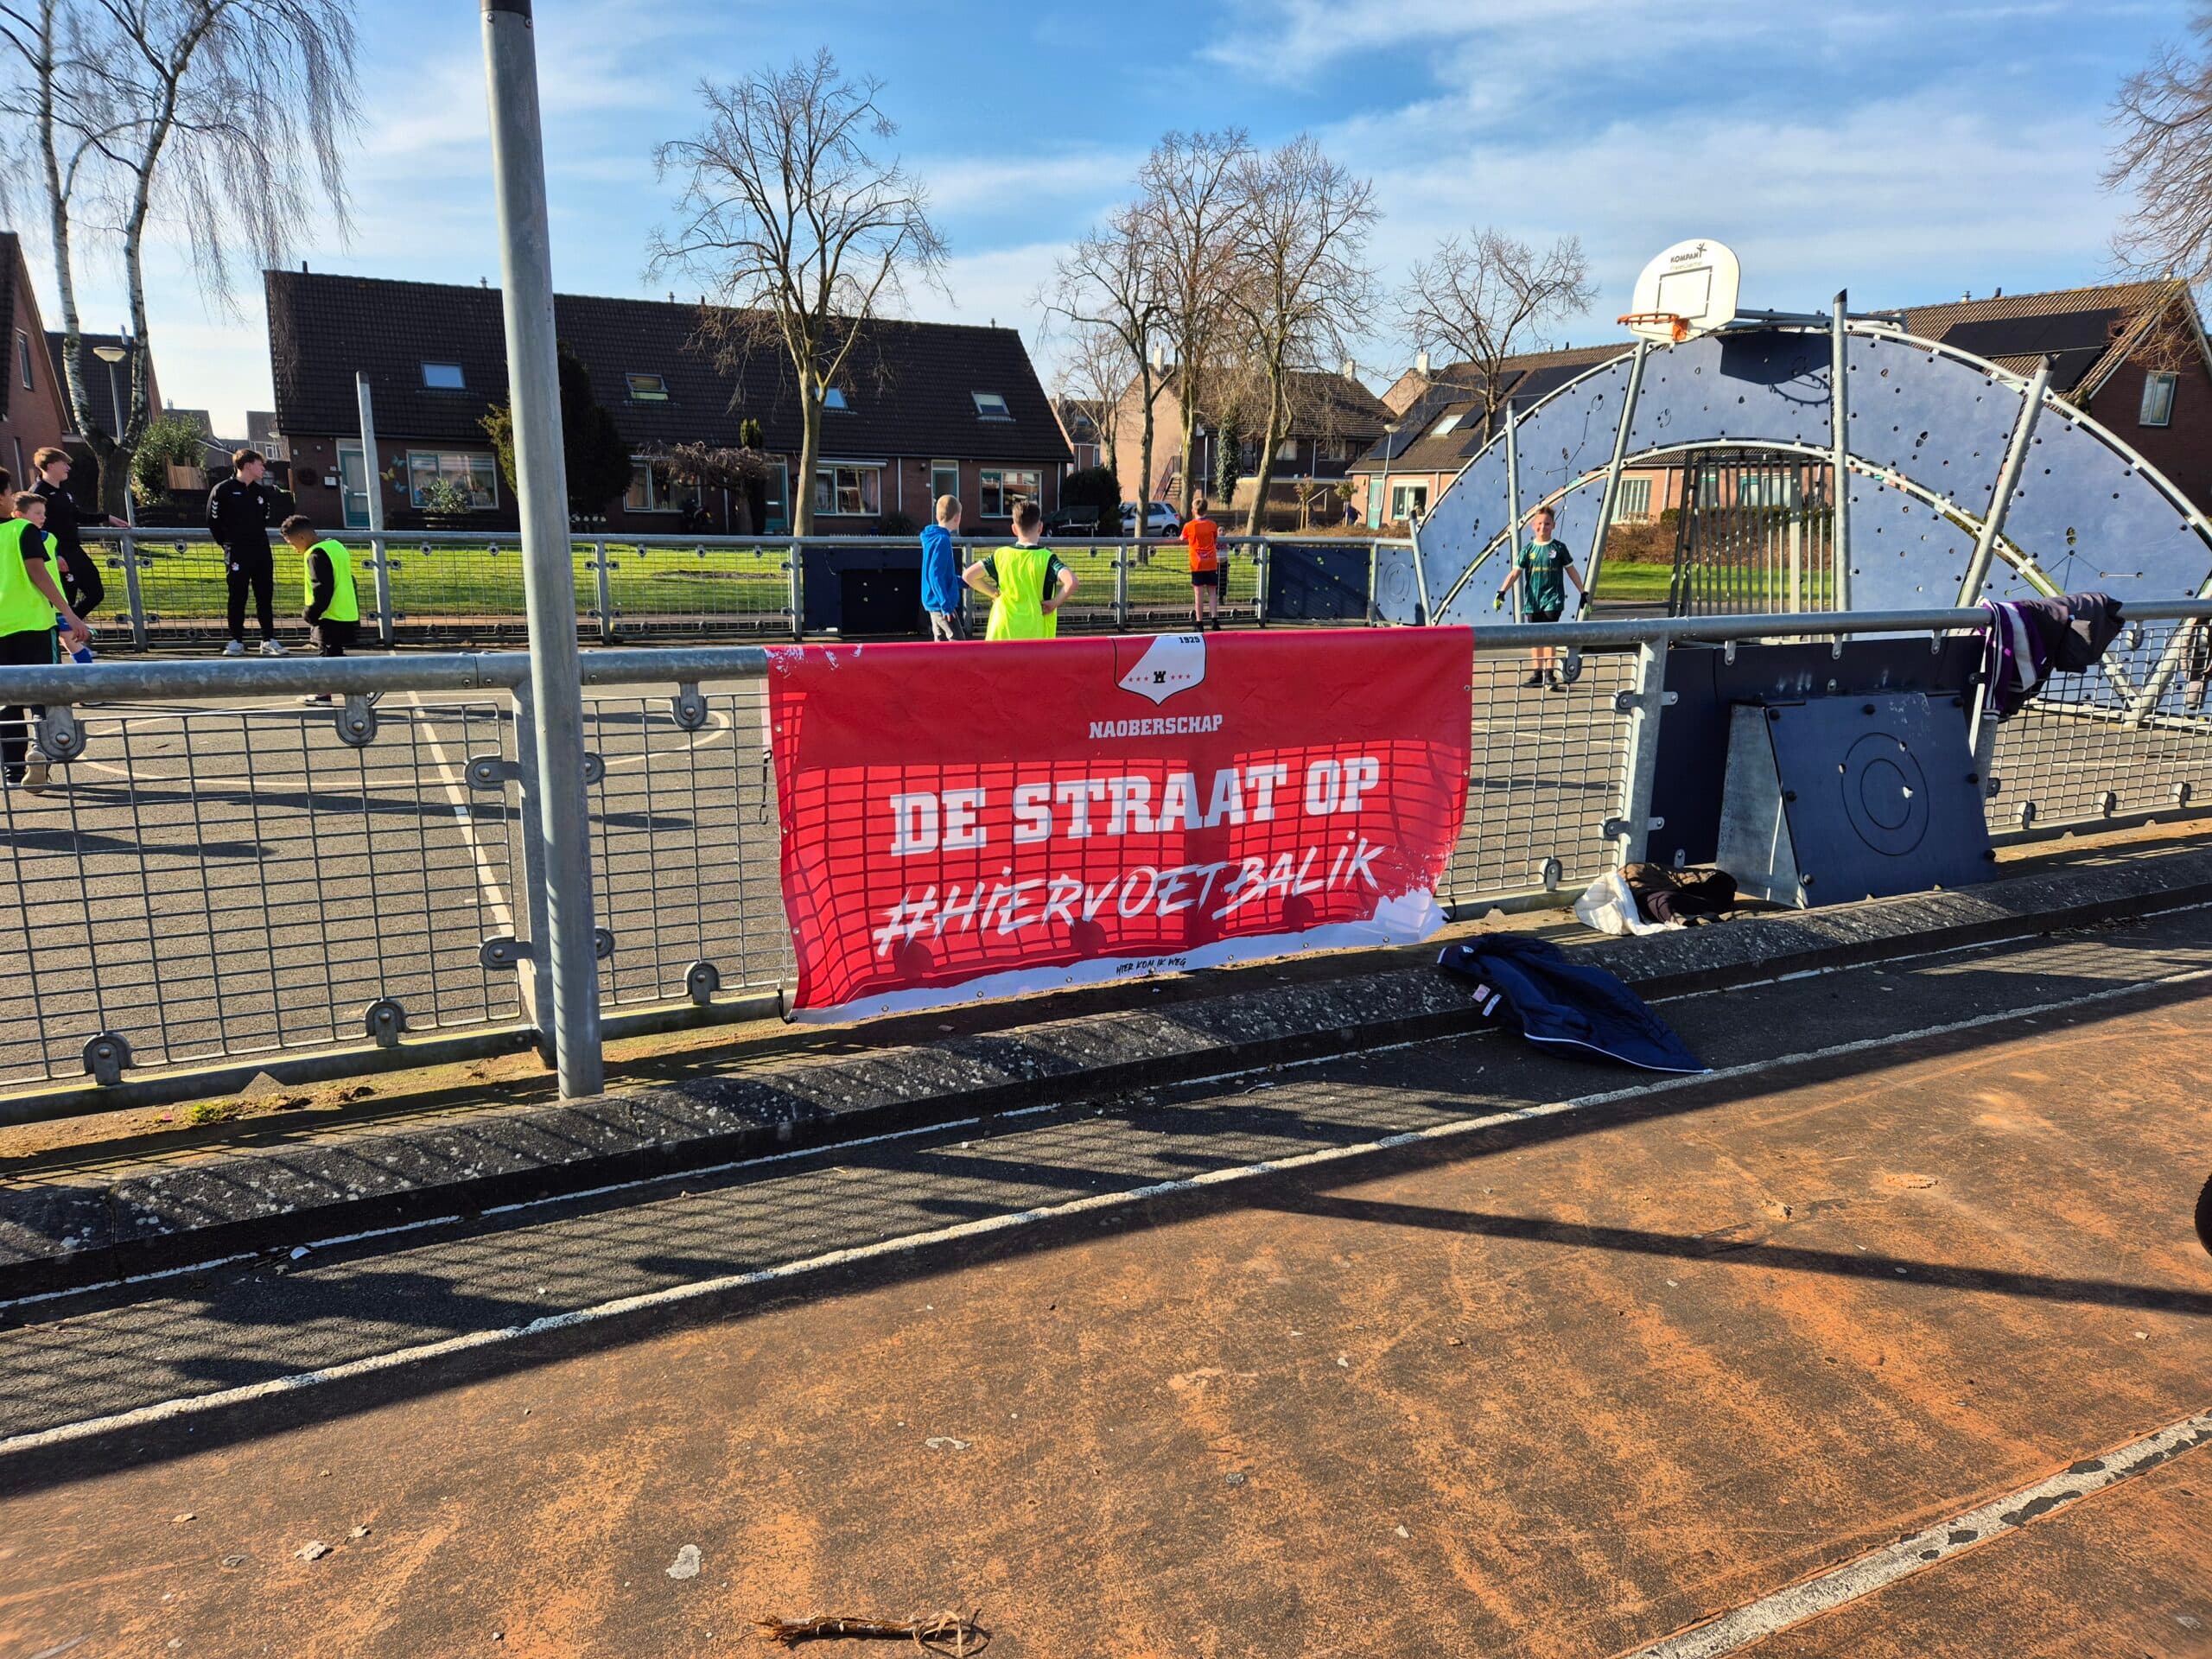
[1377, 422, 1402, 531]
[92, 341, 133, 526]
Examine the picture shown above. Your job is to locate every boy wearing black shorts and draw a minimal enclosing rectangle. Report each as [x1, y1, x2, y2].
[1495, 505, 1584, 688]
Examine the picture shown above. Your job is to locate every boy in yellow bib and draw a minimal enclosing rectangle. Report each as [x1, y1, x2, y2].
[963, 499, 1077, 639]
[282, 514, 360, 707]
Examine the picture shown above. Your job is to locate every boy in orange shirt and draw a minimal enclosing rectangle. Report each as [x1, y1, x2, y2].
[1180, 493, 1220, 632]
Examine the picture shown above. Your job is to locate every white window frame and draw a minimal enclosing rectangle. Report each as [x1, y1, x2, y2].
[814, 463, 881, 518]
[971, 391, 1012, 421]
[15, 331, 30, 391]
[980, 467, 1042, 518]
[420, 362, 467, 391]
[1428, 410, 1463, 439]
[405, 449, 499, 510]
[625, 456, 677, 513]
[1611, 475, 1653, 523]
[625, 372, 670, 403]
[2141, 371, 2177, 428]
[1389, 482, 1428, 521]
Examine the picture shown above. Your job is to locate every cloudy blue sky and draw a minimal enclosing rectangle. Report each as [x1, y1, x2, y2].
[47, 0, 2186, 431]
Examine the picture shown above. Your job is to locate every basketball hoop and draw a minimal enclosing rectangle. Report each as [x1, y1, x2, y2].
[1618, 311, 1692, 343]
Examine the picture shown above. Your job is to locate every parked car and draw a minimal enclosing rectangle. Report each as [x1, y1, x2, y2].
[1043, 504, 1105, 535]
[1120, 501, 1183, 536]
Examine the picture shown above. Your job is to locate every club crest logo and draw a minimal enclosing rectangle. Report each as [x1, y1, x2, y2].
[1117, 633, 1207, 706]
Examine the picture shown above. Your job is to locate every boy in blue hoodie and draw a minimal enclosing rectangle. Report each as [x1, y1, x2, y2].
[921, 493, 967, 639]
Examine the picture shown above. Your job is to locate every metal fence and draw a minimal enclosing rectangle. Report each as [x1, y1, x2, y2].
[79, 529, 1340, 650]
[3, 601, 2210, 1103]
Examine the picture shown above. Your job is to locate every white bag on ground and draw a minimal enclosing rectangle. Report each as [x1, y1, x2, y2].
[1573, 869, 1684, 938]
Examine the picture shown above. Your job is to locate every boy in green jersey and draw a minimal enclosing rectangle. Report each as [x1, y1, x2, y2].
[1494, 505, 1585, 689]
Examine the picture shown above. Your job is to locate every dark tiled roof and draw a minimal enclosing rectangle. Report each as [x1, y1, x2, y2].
[45, 331, 151, 436]
[266, 270, 1070, 464]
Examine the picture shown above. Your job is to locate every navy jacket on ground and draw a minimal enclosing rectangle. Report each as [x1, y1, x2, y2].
[1437, 934, 1707, 1074]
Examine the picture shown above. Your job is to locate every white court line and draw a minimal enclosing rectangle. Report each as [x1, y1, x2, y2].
[405, 690, 514, 933]
[4, 963, 2208, 1457]
[1622, 1408, 2212, 1658]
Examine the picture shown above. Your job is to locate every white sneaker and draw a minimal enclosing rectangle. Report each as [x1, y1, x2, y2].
[18, 762, 48, 794]
[223, 639, 246, 657]
[258, 639, 287, 657]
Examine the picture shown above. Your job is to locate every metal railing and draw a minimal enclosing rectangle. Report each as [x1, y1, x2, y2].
[3, 601, 2209, 1104]
[76, 529, 1387, 649]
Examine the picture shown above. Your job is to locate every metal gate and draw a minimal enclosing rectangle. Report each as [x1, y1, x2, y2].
[1667, 451, 1838, 616]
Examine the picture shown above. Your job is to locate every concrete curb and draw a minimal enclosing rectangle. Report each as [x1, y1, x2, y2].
[8, 848, 2212, 1300]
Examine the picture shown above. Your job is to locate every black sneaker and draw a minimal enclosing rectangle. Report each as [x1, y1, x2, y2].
[1521, 672, 1544, 689]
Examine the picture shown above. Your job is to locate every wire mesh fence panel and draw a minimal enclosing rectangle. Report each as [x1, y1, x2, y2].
[1987, 620, 2212, 836]
[130, 537, 247, 649]
[581, 685, 791, 1009]
[1442, 647, 1634, 909]
[605, 542, 794, 639]
[385, 538, 548, 645]
[0, 696, 522, 1087]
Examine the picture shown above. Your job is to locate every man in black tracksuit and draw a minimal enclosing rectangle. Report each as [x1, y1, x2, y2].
[208, 447, 287, 655]
[30, 445, 124, 622]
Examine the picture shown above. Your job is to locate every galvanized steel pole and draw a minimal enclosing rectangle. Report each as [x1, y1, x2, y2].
[1581, 340, 1648, 600]
[1955, 356, 2051, 606]
[1830, 293, 1853, 613]
[1503, 400, 1524, 623]
[482, 0, 602, 1097]
[355, 372, 396, 648]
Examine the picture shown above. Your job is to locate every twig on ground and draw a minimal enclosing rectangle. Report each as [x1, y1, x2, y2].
[752, 1609, 988, 1653]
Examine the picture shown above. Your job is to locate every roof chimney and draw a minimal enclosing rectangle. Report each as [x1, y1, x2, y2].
[1149, 342, 1165, 372]
[1414, 348, 1431, 377]
[1961, 289, 1972, 302]
[1341, 356, 1356, 380]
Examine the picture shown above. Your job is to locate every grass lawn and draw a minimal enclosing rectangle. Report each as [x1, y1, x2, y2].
[116, 537, 1260, 623]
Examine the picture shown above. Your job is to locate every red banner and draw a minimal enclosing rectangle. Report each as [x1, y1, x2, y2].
[767, 627, 1473, 1020]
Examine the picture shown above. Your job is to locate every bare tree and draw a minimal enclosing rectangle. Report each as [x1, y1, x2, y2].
[652, 50, 946, 537]
[1053, 321, 1127, 480]
[1138, 128, 1250, 518]
[1040, 206, 1166, 521]
[0, 0, 359, 517]
[1396, 227, 1594, 432]
[2106, 16, 2212, 370]
[1224, 136, 1377, 536]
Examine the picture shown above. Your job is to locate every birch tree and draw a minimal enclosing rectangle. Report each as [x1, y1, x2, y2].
[1224, 136, 1376, 536]
[0, 0, 359, 517]
[652, 51, 946, 537]
[2106, 15, 2212, 368]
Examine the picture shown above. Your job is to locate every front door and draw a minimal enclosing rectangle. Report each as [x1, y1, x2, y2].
[337, 443, 372, 530]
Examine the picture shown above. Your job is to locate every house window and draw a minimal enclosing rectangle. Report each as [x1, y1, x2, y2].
[625, 458, 675, 512]
[1735, 470, 1801, 509]
[625, 372, 670, 403]
[15, 332, 29, 391]
[406, 450, 499, 509]
[1322, 435, 1351, 462]
[930, 461, 959, 505]
[980, 467, 1041, 517]
[813, 465, 880, 517]
[1428, 410, 1463, 439]
[1611, 476, 1654, 522]
[2141, 371, 2177, 428]
[1275, 438, 1300, 461]
[971, 391, 1012, 421]
[1389, 482, 1428, 521]
[822, 387, 849, 411]
[420, 362, 467, 391]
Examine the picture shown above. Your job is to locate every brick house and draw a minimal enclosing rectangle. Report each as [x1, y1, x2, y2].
[0, 234, 73, 486]
[1351, 282, 2212, 531]
[265, 270, 1071, 536]
[1108, 365, 1391, 516]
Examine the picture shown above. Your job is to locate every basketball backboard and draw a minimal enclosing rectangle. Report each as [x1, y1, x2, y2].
[1622, 238, 1741, 342]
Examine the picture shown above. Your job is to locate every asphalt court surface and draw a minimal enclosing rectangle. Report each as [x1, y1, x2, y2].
[1, 907, 2209, 1654]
